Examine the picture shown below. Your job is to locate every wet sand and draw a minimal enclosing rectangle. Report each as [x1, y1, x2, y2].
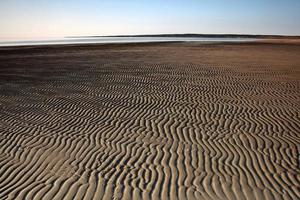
[0, 41, 300, 200]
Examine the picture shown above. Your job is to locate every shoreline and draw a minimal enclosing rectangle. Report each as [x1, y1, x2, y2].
[1, 38, 300, 51]
[2, 34, 300, 48]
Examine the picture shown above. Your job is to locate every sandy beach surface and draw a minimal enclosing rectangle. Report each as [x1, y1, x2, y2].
[0, 41, 299, 200]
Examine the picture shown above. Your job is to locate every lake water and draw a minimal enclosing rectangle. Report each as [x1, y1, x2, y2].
[0, 36, 256, 47]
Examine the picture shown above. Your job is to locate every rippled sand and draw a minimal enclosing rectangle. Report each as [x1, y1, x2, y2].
[0, 42, 299, 200]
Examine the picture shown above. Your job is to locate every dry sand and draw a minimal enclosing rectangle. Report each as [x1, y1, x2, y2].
[0, 41, 299, 200]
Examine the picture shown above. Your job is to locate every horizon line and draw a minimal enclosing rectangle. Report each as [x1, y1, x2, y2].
[65, 33, 300, 38]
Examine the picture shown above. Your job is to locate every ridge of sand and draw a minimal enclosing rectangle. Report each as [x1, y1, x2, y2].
[0, 42, 299, 200]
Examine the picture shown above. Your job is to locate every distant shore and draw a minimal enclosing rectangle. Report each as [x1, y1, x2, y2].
[67, 33, 300, 39]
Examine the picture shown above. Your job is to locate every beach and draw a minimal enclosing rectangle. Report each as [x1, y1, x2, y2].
[0, 41, 299, 200]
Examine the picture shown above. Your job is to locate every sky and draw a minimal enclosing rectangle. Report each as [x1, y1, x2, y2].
[0, 0, 300, 39]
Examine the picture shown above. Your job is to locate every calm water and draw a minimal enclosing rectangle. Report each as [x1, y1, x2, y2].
[0, 36, 256, 47]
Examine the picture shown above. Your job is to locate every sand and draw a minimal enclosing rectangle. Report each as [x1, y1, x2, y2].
[0, 41, 299, 200]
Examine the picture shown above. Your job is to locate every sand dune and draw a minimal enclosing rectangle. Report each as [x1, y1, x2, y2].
[0, 42, 299, 200]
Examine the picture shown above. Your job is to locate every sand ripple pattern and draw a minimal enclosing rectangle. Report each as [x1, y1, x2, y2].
[0, 44, 300, 200]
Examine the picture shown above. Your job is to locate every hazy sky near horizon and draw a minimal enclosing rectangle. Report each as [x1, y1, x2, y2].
[0, 0, 300, 39]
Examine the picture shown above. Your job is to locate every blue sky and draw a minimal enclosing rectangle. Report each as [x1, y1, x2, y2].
[0, 0, 299, 39]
